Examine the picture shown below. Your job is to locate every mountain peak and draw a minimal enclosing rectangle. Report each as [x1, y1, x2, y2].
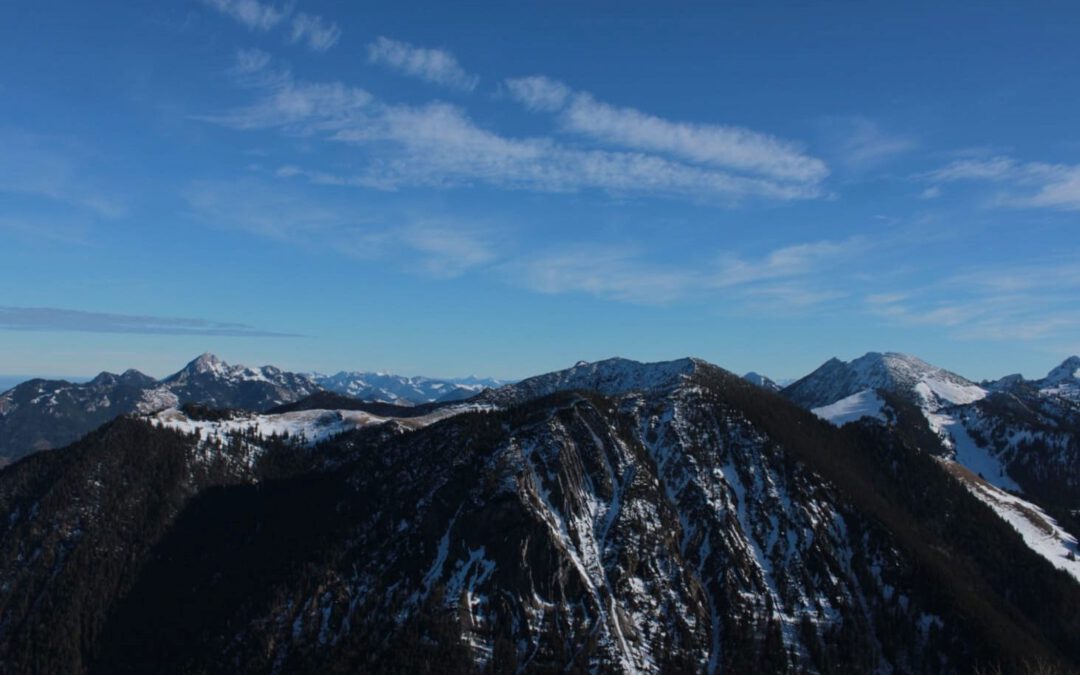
[88, 371, 120, 386]
[1047, 356, 1080, 379]
[1040, 356, 1080, 391]
[482, 356, 701, 406]
[191, 352, 225, 369]
[785, 351, 984, 410]
[743, 371, 781, 392]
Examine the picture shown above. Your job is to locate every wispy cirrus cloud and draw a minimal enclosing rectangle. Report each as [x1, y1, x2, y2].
[503, 75, 829, 187]
[289, 13, 341, 52]
[391, 225, 498, 278]
[367, 37, 479, 91]
[199, 0, 288, 31]
[199, 0, 341, 52]
[866, 258, 1080, 342]
[201, 62, 373, 131]
[924, 156, 1019, 182]
[712, 238, 867, 287]
[921, 155, 1080, 210]
[0, 306, 300, 337]
[206, 52, 821, 202]
[508, 237, 864, 307]
[503, 76, 571, 112]
[511, 246, 697, 304]
[561, 93, 827, 183]
[184, 177, 498, 279]
[819, 116, 917, 170]
[0, 127, 126, 219]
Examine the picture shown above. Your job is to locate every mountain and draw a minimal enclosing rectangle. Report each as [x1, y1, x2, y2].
[476, 356, 695, 407]
[0, 355, 511, 465]
[0, 354, 318, 465]
[1, 358, 1079, 673]
[311, 370, 505, 405]
[0, 369, 175, 465]
[949, 357, 1080, 512]
[743, 371, 781, 392]
[0, 376, 34, 392]
[784, 352, 1080, 583]
[1036, 356, 1080, 400]
[783, 352, 986, 416]
[162, 353, 320, 411]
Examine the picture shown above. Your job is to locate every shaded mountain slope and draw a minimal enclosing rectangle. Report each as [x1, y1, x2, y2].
[0, 359, 1077, 674]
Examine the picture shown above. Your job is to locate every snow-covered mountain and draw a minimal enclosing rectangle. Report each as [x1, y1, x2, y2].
[0, 354, 318, 464]
[162, 353, 320, 411]
[478, 356, 697, 407]
[311, 370, 505, 405]
[1036, 355, 1080, 400]
[787, 352, 990, 465]
[5, 356, 1078, 673]
[0, 354, 509, 464]
[784, 351, 986, 416]
[784, 352, 1080, 582]
[0, 352, 315, 462]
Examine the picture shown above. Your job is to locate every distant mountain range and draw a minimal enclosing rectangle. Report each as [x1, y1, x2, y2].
[2, 354, 1079, 673]
[0, 353, 506, 465]
[310, 370, 506, 405]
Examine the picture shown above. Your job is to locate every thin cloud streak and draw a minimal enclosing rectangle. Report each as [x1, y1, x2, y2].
[921, 155, 1080, 211]
[712, 238, 867, 288]
[199, 0, 287, 31]
[820, 116, 916, 170]
[503, 75, 828, 185]
[865, 257, 1080, 342]
[503, 76, 571, 112]
[200, 1, 341, 52]
[184, 178, 498, 279]
[290, 13, 341, 52]
[0, 307, 301, 337]
[508, 237, 864, 308]
[205, 52, 820, 202]
[0, 127, 127, 219]
[367, 37, 479, 91]
[511, 247, 696, 305]
[562, 93, 828, 183]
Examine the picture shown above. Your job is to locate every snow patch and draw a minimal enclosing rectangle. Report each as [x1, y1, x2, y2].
[947, 462, 1080, 582]
[812, 389, 886, 426]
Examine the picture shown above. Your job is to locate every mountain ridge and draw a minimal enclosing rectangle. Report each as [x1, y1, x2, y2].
[0, 353, 508, 464]
[3, 355, 1079, 673]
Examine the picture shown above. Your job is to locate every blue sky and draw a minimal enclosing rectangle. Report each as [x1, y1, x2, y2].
[1, 0, 1078, 381]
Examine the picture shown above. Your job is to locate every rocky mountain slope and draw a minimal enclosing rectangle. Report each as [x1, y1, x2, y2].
[0, 369, 175, 465]
[784, 352, 1080, 584]
[1, 358, 1078, 674]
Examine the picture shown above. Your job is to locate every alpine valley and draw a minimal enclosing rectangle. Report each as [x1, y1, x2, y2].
[1, 352, 1079, 674]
